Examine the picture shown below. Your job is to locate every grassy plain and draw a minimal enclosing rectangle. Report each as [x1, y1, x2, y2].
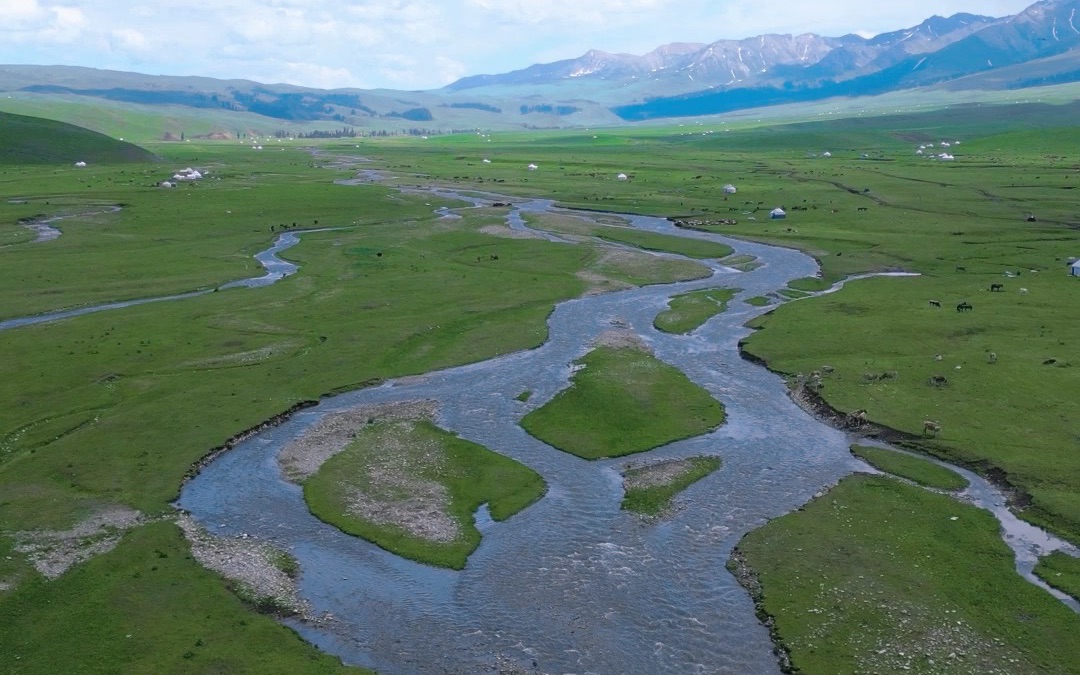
[1034, 552, 1080, 601]
[654, 287, 738, 334]
[303, 420, 545, 569]
[520, 346, 725, 459]
[621, 456, 721, 515]
[3, 98, 1080, 673]
[734, 475, 1080, 675]
[0, 140, 628, 671]
[850, 444, 969, 491]
[0, 521, 363, 675]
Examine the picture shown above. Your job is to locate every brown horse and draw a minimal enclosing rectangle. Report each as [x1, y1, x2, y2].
[923, 420, 941, 436]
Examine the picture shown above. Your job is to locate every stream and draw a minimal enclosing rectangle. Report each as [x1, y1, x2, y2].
[172, 187, 1078, 674]
[0, 224, 328, 332]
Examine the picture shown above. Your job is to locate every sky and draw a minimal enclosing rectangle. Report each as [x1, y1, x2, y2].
[1, 0, 1040, 91]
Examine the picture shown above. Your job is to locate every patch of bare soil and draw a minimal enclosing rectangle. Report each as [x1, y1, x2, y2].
[343, 421, 460, 543]
[11, 506, 144, 579]
[598, 247, 654, 269]
[177, 514, 314, 619]
[575, 270, 633, 296]
[622, 457, 697, 490]
[592, 328, 651, 352]
[479, 224, 544, 240]
[278, 400, 437, 482]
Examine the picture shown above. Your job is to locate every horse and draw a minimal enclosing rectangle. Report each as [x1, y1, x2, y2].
[990, 283, 1003, 292]
[956, 302, 973, 312]
[987, 352, 997, 364]
[955, 265, 966, 272]
[923, 420, 941, 436]
[929, 299, 941, 307]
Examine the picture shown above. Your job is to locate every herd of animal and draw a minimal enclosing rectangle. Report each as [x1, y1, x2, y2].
[926, 275, 1033, 313]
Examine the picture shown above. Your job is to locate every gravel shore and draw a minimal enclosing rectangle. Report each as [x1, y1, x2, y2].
[278, 399, 438, 482]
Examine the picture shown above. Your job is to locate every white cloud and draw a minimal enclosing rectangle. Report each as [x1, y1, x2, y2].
[2, 1, 85, 42]
[465, 0, 671, 25]
[109, 28, 146, 52]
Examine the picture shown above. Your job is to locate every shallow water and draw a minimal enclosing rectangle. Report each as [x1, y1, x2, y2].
[176, 191, 1078, 674]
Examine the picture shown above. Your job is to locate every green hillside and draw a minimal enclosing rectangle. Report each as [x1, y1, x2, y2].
[0, 111, 155, 164]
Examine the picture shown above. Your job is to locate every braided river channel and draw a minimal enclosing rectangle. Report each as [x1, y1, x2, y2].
[173, 189, 1077, 674]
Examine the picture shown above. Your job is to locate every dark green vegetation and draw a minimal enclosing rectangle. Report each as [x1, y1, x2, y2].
[654, 287, 738, 334]
[0, 521, 363, 674]
[735, 475, 1080, 675]
[0, 111, 154, 164]
[745, 296, 771, 307]
[304, 421, 544, 569]
[621, 456, 721, 515]
[850, 444, 969, 491]
[520, 346, 725, 459]
[1034, 552, 1080, 601]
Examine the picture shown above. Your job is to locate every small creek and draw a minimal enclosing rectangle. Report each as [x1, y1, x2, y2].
[0, 223, 334, 332]
[174, 185, 1079, 674]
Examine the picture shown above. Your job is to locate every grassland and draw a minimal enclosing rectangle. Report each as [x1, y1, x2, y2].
[0, 521, 365, 674]
[594, 228, 733, 259]
[0, 138, 638, 671]
[850, 444, 969, 491]
[303, 420, 545, 569]
[1034, 552, 1080, 601]
[734, 475, 1080, 675]
[520, 346, 725, 459]
[0, 111, 154, 165]
[3, 100, 1080, 673]
[654, 287, 738, 334]
[621, 456, 721, 515]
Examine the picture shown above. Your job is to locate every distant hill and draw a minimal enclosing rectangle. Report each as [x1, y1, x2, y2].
[2, 0, 1080, 129]
[0, 111, 155, 164]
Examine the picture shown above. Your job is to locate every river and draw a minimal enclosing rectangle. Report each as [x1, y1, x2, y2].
[174, 188, 1078, 674]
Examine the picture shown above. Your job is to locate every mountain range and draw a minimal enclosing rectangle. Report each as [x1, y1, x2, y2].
[2, 0, 1080, 135]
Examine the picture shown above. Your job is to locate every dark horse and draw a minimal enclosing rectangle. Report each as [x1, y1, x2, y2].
[990, 283, 1003, 292]
[956, 302, 973, 312]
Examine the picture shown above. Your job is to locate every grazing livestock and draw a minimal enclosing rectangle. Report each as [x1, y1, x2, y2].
[1020, 288, 1028, 294]
[929, 299, 941, 307]
[844, 409, 868, 429]
[956, 302, 973, 312]
[987, 352, 997, 364]
[923, 420, 942, 436]
[956, 265, 966, 272]
[990, 283, 1003, 292]
[927, 375, 949, 387]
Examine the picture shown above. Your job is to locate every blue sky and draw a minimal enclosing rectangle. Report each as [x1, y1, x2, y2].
[0, 0, 1039, 90]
